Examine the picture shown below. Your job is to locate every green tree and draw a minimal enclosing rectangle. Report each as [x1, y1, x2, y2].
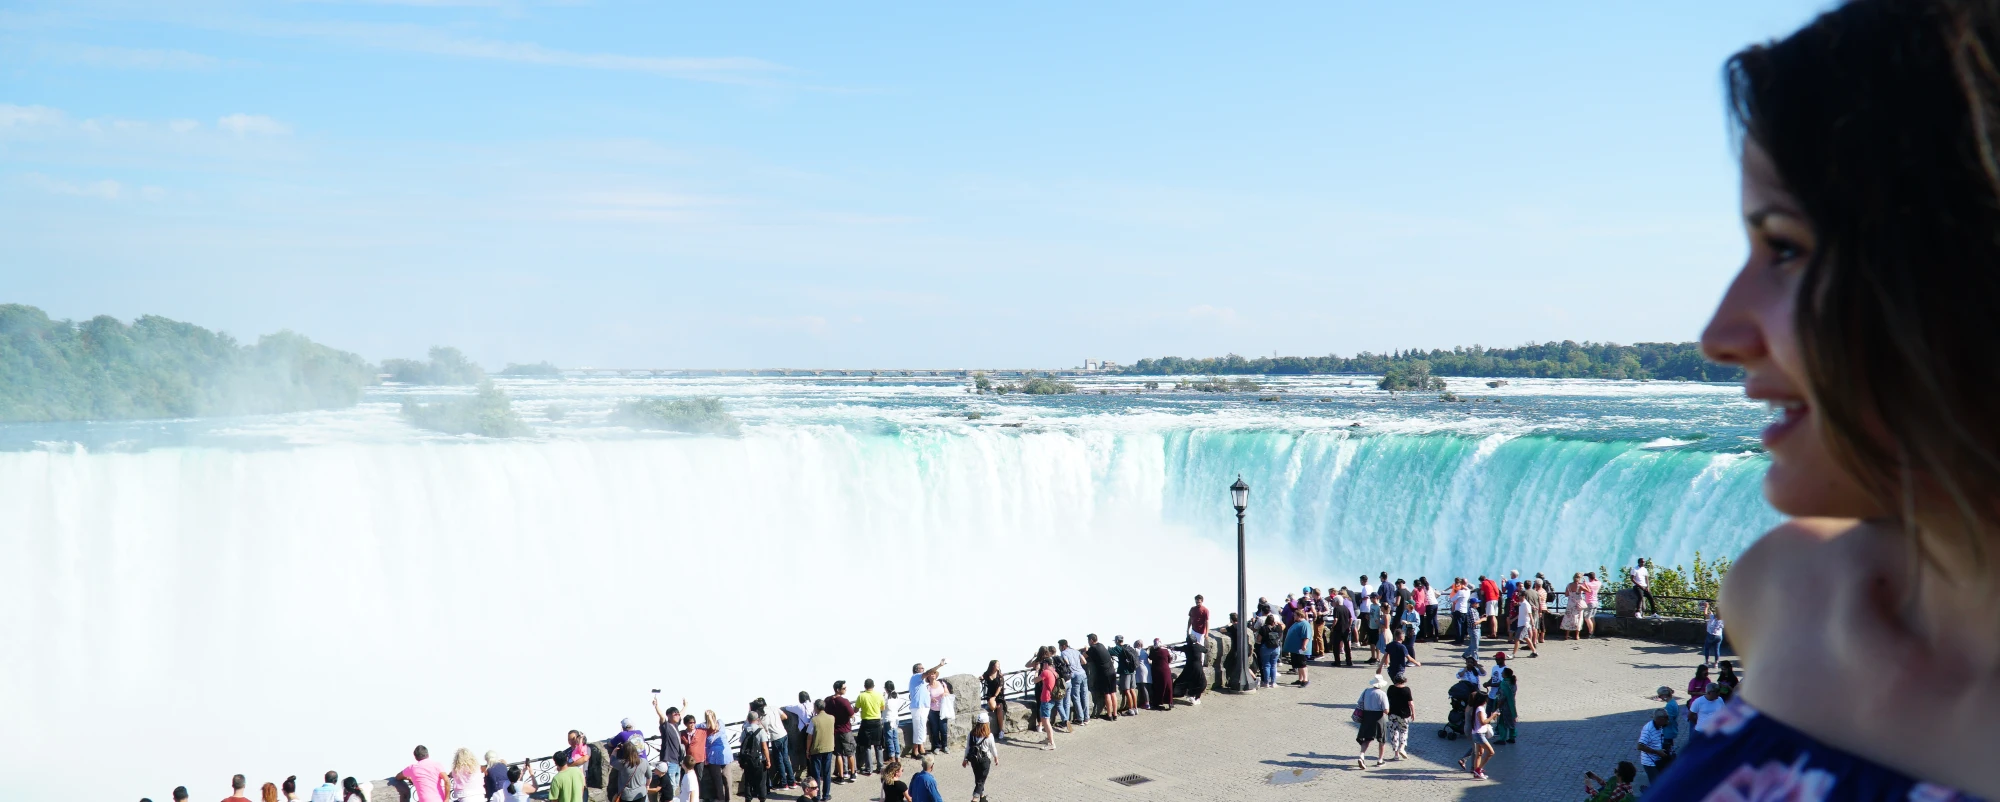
[0, 304, 374, 422]
[500, 361, 562, 376]
[401, 381, 531, 437]
[612, 396, 743, 436]
[1378, 361, 1447, 392]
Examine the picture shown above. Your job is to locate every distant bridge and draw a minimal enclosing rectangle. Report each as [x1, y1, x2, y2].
[552, 368, 1114, 379]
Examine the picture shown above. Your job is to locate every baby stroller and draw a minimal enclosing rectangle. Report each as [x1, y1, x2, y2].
[1438, 679, 1476, 740]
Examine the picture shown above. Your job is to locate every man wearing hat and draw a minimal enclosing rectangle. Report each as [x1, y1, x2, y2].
[1655, 687, 1682, 757]
[1637, 710, 1674, 785]
[609, 718, 649, 759]
[1355, 674, 1391, 769]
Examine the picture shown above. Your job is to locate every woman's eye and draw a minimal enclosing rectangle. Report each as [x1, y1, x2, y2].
[1766, 237, 1804, 266]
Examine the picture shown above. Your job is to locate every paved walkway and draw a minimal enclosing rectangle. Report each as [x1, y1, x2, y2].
[864, 634, 1701, 801]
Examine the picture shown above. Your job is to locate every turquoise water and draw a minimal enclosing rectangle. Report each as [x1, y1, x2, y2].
[0, 373, 1776, 797]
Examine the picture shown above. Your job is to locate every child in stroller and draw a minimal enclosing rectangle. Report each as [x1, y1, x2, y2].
[1439, 656, 1486, 739]
[1438, 678, 1477, 739]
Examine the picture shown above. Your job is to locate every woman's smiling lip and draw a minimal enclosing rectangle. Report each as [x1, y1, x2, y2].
[1745, 383, 1810, 450]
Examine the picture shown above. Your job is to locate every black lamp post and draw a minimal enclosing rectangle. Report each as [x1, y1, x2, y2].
[1231, 475, 1250, 692]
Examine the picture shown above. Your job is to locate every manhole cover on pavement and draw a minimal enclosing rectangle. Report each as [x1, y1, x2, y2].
[1109, 774, 1152, 786]
[1267, 769, 1322, 785]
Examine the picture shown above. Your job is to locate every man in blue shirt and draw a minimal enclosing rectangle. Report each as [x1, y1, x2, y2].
[310, 772, 339, 802]
[1283, 616, 1313, 687]
[909, 755, 943, 802]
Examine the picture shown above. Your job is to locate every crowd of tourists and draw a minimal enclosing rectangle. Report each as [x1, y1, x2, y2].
[143, 558, 1706, 802]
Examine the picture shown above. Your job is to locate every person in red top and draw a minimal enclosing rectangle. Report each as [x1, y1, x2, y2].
[681, 713, 704, 772]
[1478, 577, 1501, 638]
[1034, 658, 1058, 751]
[825, 681, 859, 783]
[1187, 595, 1210, 643]
[221, 774, 251, 802]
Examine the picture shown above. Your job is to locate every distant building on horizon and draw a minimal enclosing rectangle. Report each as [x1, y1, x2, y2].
[1081, 359, 1120, 371]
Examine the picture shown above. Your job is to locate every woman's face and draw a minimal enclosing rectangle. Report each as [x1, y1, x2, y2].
[1701, 142, 1883, 518]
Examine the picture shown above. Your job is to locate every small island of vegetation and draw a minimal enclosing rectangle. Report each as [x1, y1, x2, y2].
[0, 304, 375, 422]
[401, 381, 532, 437]
[1378, 361, 1447, 392]
[501, 361, 562, 377]
[971, 372, 1079, 395]
[612, 396, 743, 436]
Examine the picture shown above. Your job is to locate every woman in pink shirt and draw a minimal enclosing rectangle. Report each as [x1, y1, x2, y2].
[448, 748, 479, 802]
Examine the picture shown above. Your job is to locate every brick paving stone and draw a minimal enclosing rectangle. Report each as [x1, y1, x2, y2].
[830, 634, 1703, 802]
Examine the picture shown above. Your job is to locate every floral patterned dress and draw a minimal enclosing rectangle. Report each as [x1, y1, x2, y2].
[1645, 698, 1982, 801]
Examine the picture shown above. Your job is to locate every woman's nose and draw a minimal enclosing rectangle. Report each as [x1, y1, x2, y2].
[1701, 268, 1768, 367]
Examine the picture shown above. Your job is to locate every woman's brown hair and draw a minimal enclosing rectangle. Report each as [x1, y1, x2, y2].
[1727, 0, 2000, 574]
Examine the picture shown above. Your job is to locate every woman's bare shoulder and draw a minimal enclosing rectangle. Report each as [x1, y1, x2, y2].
[1722, 518, 1864, 636]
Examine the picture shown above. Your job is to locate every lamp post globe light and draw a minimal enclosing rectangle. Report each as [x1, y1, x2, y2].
[1231, 475, 1250, 692]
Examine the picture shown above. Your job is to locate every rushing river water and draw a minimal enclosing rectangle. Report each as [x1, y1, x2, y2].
[0, 374, 1777, 799]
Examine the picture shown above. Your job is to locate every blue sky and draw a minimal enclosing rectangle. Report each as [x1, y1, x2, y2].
[2, 0, 1827, 369]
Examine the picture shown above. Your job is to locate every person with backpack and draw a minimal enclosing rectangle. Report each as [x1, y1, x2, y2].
[960, 719, 998, 802]
[737, 711, 771, 802]
[1256, 614, 1283, 688]
[1112, 636, 1139, 716]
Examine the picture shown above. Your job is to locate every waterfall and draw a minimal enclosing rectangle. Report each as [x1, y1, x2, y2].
[0, 423, 1772, 798]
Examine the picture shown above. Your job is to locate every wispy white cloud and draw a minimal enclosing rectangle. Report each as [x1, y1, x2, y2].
[19, 172, 165, 201]
[0, 103, 65, 128]
[216, 113, 291, 137]
[232, 20, 784, 84]
[40, 44, 221, 70]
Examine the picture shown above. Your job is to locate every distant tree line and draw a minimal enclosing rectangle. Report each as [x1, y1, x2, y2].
[0, 304, 375, 422]
[1119, 341, 1741, 382]
[383, 347, 487, 385]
